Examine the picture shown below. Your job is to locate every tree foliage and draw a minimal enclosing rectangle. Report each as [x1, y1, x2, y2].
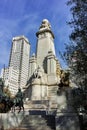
[0, 79, 12, 112]
[63, 0, 87, 113]
[4, 86, 11, 98]
[64, 0, 87, 89]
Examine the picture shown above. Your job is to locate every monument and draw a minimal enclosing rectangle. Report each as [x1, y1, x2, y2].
[0, 19, 80, 130]
[24, 19, 61, 110]
[23, 19, 80, 130]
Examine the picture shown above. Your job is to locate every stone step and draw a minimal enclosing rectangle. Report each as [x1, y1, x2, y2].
[18, 115, 55, 130]
[0, 112, 55, 130]
[18, 115, 47, 129]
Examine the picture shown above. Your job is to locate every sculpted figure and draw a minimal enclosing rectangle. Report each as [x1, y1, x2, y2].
[32, 66, 47, 84]
[33, 66, 43, 79]
[40, 19, 51, 30]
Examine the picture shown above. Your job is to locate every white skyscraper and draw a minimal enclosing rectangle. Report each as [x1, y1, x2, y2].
[9, 36, 30, 90]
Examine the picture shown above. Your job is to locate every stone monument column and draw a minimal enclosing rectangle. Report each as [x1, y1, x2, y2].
[36, 19, 55, 72]
[47, 50, 56, 75]
[47, 50, 58, 85]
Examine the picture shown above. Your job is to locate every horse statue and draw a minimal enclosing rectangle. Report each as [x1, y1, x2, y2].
[11, 88, 24, 113]
[0, 78, 24, 113]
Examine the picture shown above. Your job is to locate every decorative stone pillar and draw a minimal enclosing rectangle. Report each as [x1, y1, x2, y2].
[47, 50, 58, 101]
[29, 53, 36, 78]
[47, 50, 57, 85]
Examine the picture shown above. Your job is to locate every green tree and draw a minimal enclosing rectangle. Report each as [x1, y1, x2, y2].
[64, 0, 87, 89]
[4, 86, 12, 98]
[63, 0, 87, 112]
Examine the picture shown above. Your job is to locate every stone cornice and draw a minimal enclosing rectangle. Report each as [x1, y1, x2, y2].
[36, 29, 55, 39]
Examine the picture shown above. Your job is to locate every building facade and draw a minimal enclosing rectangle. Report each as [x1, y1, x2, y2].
[9, 36, 30, 90]
[0, 67, 19, 95]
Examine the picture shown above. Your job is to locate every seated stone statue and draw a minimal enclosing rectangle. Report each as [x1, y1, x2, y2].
[33, 66, 44, 79]
[32, 66, 47, 85]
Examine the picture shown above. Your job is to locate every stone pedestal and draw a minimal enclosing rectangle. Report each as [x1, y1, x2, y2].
[31, 84, 47, 100]
[47, 74, 58, 85]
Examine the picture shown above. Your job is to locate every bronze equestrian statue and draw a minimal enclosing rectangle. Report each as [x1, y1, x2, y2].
[12, 88, 24, 113]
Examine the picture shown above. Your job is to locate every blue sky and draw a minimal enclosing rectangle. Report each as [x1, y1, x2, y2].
[0, 0, 72, 72]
